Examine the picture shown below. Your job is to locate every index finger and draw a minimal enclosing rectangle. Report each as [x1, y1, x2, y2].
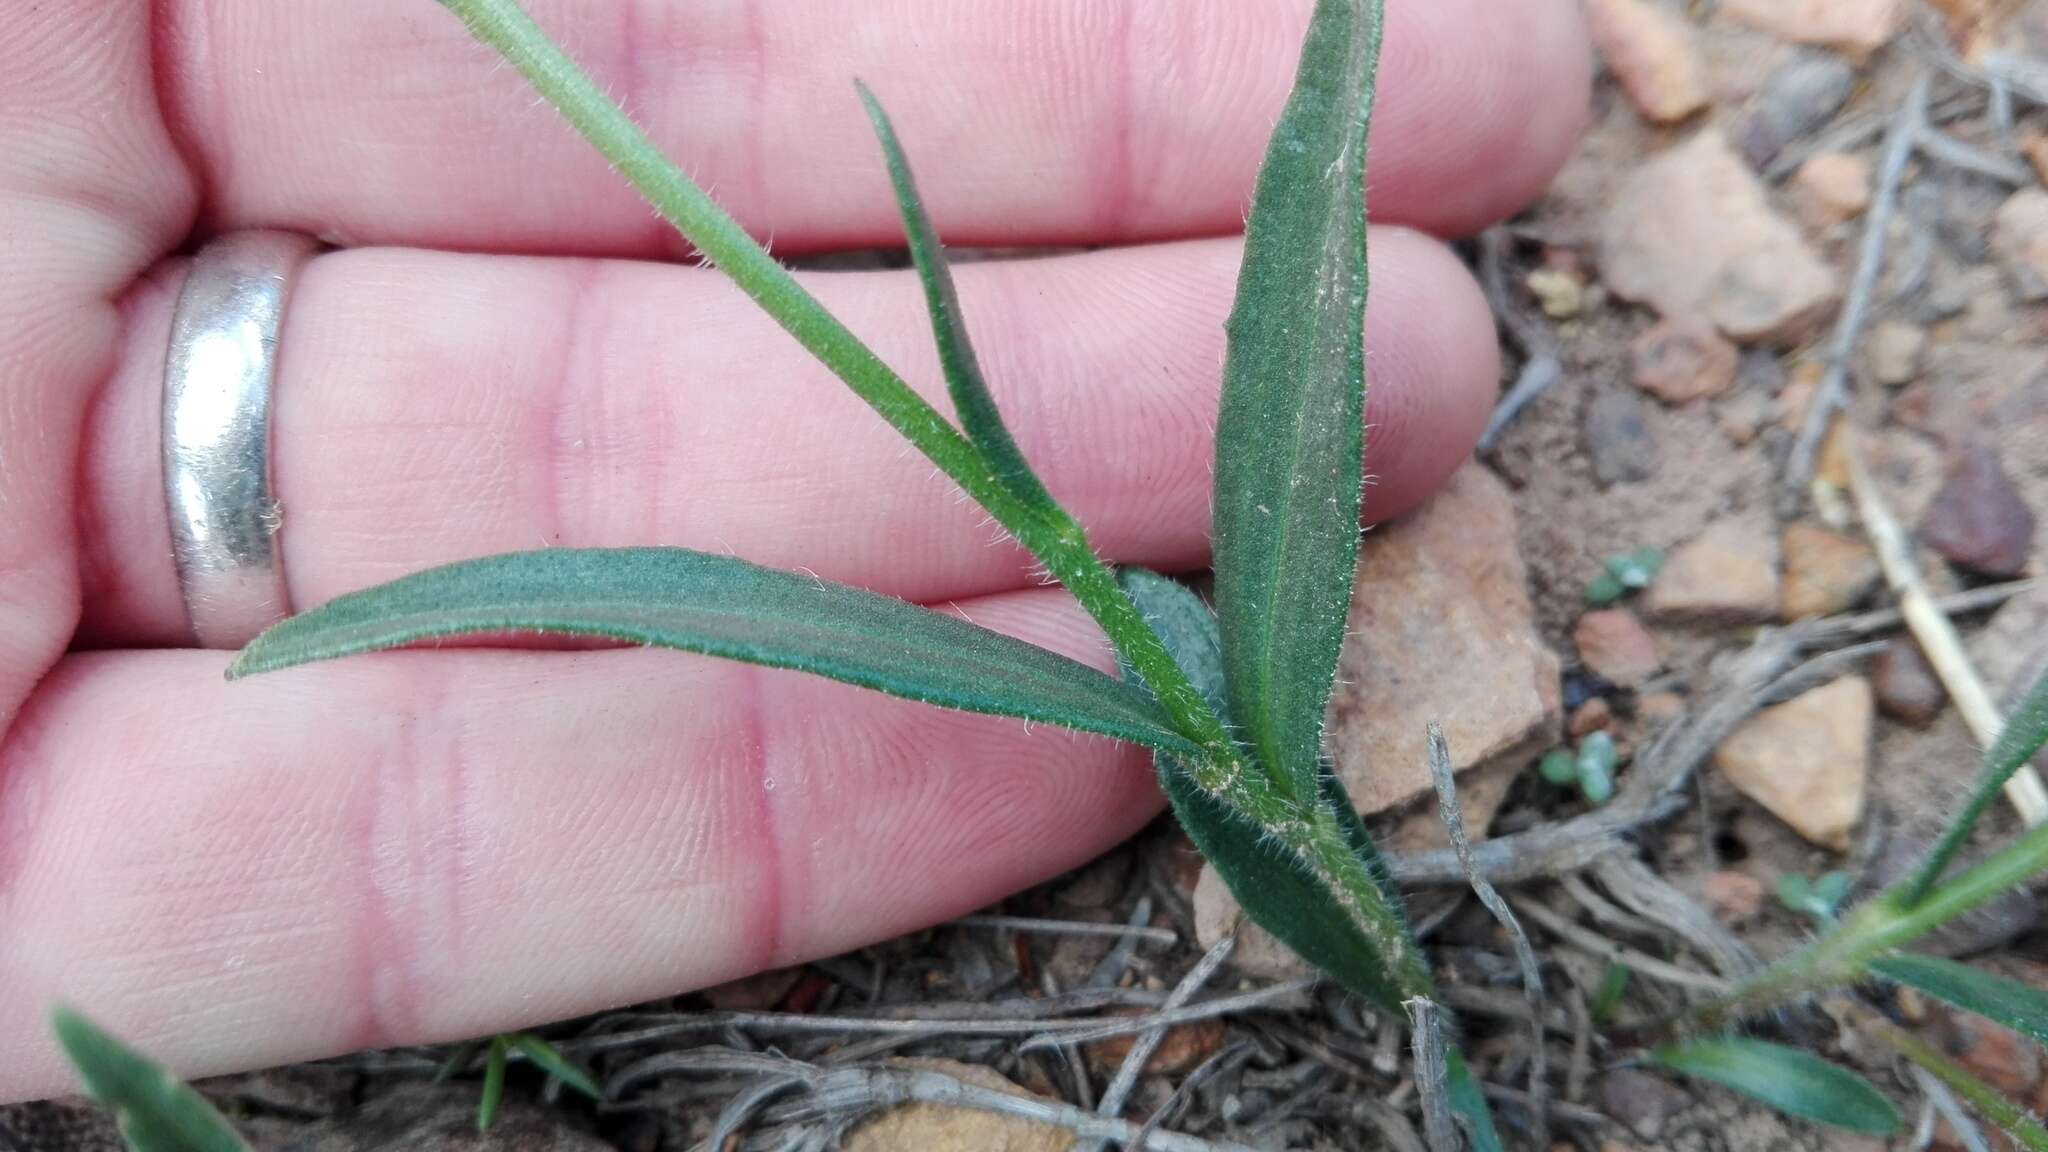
[167, 0, 1589, 255]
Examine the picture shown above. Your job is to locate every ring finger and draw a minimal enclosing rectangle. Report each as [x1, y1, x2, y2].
[78, 228, 1499, 646]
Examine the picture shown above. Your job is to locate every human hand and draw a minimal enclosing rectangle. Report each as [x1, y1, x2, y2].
[0, 0, 1587, 1100]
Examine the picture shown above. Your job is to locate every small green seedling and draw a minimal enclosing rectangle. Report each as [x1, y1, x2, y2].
[441, 1034, 600, 1131]
[1575, 731, 1618, 805]
[1535, 732, 1617, 805]
[1589, 963, 1632, 1024]
[60, 0, 1508, 1146]
[1585, 547, 1665, 606]
[1651, 667, 2048, 1147]
[1776, 870, 1853, 921]
[1538, 746, 1578, 787]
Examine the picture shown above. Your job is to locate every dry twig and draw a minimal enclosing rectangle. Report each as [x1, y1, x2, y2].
[1785, 72, 1929, 502]
[1426, 722, 1549, 1149]
[1844, 438, 2048, 826]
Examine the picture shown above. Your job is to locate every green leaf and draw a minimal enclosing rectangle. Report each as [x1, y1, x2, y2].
[1576, 731, 1617, 805]
[1538, 747, 1578, 786]
[1872, 953, 2048, 1048]
[231, 548, 1201, 761]
[1585, 572, 1626, 606]
[1650, 1038, 1901, 1135]
[478, 1038, 507, 1132]
[51, 1007, 253, 1152]
[1159, 753, 1420, 1010]
[1211, 0, 1383, 801]
[1445, 1048, 1507, 1152]
[1591, 963, 1632, 1023]
[1908, 666, 2048, 901]
[1116, 567, 1424, 1013]
[1607, 547, 1664, 590]
[506, 1034, 602, 1101]
[1115, 568, 1230, 721]
[857, 82, 1052, 512]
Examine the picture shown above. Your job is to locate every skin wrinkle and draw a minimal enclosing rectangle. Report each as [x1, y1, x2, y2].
[145, 0, 216, 213]
[542, 259, 605, 549]
[736, 664, 788, 973]
[1090, 0, 1138, 241]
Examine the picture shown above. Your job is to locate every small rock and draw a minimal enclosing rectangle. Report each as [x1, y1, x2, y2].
[1586, 387, 1662, 486]
[1737, 52, 1857, 169]
[1599, 1068, 1695, 1142]
[1776, 362, 1823, 430]
[1720, 0, 1910, 59]
[1382, 754, 1522, 856]
[1865, 320, 1927, 386]
[1586, 0, 1711, 124]
[1630, 315, 1740, 404]
[1570, 697, 1616, 737]
[1717, 390, 1772, 446]
[1780, 521, 1881, 619]
[1528, 266, 1588, 319]
[1713, 677, 1872, 851]
[2025, 125, 2048, 188]
[1574, 609, 1664, 687]
[1640, 691, 1687, 725]
[1994, 188, 2048, 303]
[1792, 151, 1873, 230]
[1943, 1010, 2042, 1096]
[1700, 870, 1767, 924]
[1328, 464, 1563, 814]
[1873, 637, 1946, 727]
[1192, 863, 1313, 983]
[1086, 1013, 1224, 1077]
[700, 966, 804, 1011]
[1647, 520, 1781, 625]
[1056, 851, 1134, 910]
[1920, 444, 2039, 578]
[1602, 130, 1842, 345]
[844, 1060, 1076, 1152]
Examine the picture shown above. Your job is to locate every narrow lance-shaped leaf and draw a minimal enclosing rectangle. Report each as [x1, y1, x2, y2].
[857, 81, 1053, 513]
[506, 1034, 603, 1101]
[1908, 666, 2048, 901]
[478, 1038, 508, 1132]
[1117, 568, 1428, 1012]
[1211, 0, 1383, 801]
[1867, 1012, 2048, 1152]
[1871, 952, 2048, 1048]
[1650, 1038, 1901, 1135]
[1445, 1048, 1507, 1152]
[231, 548, 1202, 762]
[52, 1007, 254, 1152]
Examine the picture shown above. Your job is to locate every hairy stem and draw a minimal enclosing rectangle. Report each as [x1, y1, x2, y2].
[1697, 821, 2048, 1030]
[1850, 1002, 2048, 1152]
[430, 0, 1234, 759]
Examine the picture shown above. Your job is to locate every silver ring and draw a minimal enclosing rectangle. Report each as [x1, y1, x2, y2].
[163, 230, 317, 648]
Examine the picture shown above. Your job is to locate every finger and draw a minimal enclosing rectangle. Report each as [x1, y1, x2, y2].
[167, 0, 1589, 253]
[0, 7, 193, 724]
[79, 229, 1497, 646]
[0, 590, 1160, 1102]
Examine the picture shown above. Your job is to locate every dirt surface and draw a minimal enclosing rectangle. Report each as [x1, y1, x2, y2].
[10, 4, 2048, 1151]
